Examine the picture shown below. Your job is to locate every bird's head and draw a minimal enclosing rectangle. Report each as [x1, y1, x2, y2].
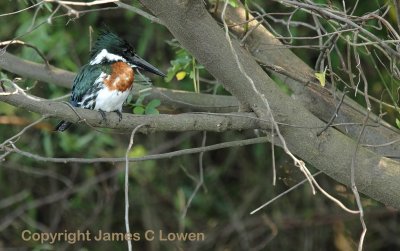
[89, 30, 165, 77]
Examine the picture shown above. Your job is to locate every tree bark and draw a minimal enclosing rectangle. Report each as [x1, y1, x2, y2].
[212, 3, 400, 157]
[0, 90, 262, 132]
[139, 0, 400, 208]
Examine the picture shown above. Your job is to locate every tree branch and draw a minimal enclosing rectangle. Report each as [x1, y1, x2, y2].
[4, 137, 270, 163]
[212, 3, 400, 157]
[0, 90, 265, 132]
[0, 51, 73, 88]
[139, 0, 400, 208]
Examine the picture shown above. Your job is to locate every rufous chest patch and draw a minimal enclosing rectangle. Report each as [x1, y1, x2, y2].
[103, 62, 134, 92]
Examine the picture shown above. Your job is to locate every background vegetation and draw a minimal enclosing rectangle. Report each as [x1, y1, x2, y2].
[1, 0, 399, 250]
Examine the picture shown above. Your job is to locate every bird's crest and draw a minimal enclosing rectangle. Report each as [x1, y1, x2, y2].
[89, 30, 135, 59]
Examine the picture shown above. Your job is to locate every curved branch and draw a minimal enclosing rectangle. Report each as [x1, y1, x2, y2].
[5, 137, 270, 163]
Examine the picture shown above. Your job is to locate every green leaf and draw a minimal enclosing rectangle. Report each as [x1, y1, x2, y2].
[189, 69, 195, 79]
[0, 71, 8, 79]
[396, 118, 400, 129]
[146, 99, 161, 109]
[134, 106, 145, 115]
[228, 0, 239, 7]
[165, 70, 176, 82]
[144, 99, 161, 114]
[165, 47, 193, 82]
[126, 93, 134, 104]
[145, 106, 159, 115]
[134, 93, 151, 106]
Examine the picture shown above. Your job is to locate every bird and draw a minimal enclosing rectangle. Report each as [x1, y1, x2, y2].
[55, 30, 165, 131]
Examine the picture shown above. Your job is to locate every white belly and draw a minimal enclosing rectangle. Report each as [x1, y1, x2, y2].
[93, 87, 131, 112]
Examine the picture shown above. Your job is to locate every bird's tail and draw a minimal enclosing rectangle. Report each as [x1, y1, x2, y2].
[54, 120, 72, 132]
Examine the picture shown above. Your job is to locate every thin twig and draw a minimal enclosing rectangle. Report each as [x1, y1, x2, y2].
[0, 191, 30, 210]
[317, 89, 349, 136]
[124, 124, 146, 251]
[180, 131, 207, 226]
[0, 168, 120, 231]
[351, 57, 371, 251]
[251, 171, 323, 214]
[43, 0, 119, 6]
[222, 0, 317, 194]
[222, 0, 359, 215]
[271, 126, 276, 186]
[0, 1, 44, 17]
[116, 2, 162, 24]
[3, 136, 269, 162]
[0, 116, 48, 149]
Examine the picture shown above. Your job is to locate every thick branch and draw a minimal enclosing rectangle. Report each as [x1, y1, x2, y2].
[213, 3, 400, 157]
[0, 51, 73, 88]
[140, 0, 400, 208]
[0, 90, 264, 132]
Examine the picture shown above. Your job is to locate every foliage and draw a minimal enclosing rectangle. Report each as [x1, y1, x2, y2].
[165, 41, 205, 93]
[132, 93, 161, 115]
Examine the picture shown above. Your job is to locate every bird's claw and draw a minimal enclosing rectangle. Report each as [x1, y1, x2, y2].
[115, 110, 123, 122]
[99, 109, 107, 124]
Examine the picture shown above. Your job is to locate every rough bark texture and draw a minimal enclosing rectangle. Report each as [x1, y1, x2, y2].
[0, 90, 261, 132]
[139, 0, 400, 208]
[213, 4, 400, 157]
[0, 52, 74, 88]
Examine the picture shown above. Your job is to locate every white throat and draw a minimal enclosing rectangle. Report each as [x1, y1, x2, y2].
[90, 49, 126, 65]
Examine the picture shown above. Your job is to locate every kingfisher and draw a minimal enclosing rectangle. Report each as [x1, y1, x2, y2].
[55, 30, 165, 131]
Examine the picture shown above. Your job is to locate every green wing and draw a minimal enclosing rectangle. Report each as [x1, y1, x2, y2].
[70, 64, 111, 105]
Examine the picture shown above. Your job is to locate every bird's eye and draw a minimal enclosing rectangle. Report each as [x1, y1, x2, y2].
[123, 48, 134, 55]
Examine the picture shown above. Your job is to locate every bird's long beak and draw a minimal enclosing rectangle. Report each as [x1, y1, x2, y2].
[129, 55, 166, 77]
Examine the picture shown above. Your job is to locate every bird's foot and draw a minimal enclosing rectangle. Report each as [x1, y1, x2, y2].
[114, 110, 123, 122]
[99, 109, 107, 124]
